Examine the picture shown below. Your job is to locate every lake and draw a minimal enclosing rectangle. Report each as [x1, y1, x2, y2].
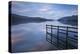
[11, 21, 78, 53]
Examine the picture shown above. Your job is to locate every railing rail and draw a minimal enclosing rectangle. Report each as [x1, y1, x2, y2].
[46, 25, 78, 49]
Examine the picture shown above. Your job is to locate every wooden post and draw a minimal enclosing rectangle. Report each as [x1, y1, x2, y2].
[57, 26, 59, 48]
[51, 25, 53, 44]
[46, 25, 47, 41]
[66, 27, 68, 49]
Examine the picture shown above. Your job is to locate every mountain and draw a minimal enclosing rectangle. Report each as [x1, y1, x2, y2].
[10, 14, 53, 25]
[58, 15, 78, 26]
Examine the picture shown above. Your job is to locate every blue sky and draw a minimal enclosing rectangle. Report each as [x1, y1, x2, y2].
[11, 1, 78, 20]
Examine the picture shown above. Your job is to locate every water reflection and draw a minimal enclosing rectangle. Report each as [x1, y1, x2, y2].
[11, 21, 77, 52]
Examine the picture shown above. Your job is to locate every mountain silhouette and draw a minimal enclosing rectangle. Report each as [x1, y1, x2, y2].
[10, 14, 53, 25]
[58, 15, 78, 26]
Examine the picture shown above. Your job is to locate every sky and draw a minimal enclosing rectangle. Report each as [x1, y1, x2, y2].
[11, 1, 78, 20]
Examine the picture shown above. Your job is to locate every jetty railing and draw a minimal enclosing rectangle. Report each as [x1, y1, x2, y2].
[46, 25, 78, 49]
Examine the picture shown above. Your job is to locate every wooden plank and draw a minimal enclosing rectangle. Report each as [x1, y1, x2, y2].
[68, 38, 78, 43]
[68, 30, 78, 33]
[59, 29, 66, 31]
[68, 36, 78, 40]
[59, 31, 66, 34]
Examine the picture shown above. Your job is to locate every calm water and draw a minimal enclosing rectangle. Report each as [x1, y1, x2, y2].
[11, 21, 77, 53]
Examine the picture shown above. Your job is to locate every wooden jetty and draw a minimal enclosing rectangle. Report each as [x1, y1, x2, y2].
[46, 25, 78, 49]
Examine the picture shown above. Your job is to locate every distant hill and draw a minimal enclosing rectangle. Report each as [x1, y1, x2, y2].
[10, 14, 53, 25]
[58, 15, 78, 26]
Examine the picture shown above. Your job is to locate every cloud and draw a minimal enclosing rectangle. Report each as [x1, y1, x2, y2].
[39, 8, 48, 12]
[37, 5, 52, 12]
[11, 1, 78, 20]
[17, 9, 31, 13]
